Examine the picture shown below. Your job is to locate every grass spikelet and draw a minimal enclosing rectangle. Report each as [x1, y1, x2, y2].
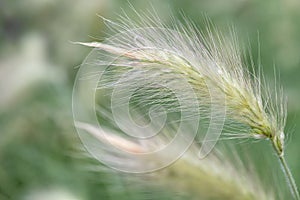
[76, 122, 274, 200]
[74, 10, 299, 199]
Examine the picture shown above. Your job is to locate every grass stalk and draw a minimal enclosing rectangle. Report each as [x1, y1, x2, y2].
[272, 140, 300, 200]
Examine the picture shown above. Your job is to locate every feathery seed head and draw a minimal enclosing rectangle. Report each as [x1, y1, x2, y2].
[75, 14, 287, 156]
[73, 10, 298, 199]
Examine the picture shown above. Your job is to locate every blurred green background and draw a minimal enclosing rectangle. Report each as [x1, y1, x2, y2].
[0, 0, 300, 199]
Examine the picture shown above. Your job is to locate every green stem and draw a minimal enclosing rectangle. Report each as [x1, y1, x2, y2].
[272, 141, 300, 200]
[279, 155, 300, 200]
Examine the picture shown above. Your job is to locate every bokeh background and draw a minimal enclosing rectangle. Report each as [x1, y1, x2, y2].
[1, 0, 300, 199]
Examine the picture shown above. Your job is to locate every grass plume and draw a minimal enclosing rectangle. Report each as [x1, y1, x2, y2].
[74, 10, 299, 199]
